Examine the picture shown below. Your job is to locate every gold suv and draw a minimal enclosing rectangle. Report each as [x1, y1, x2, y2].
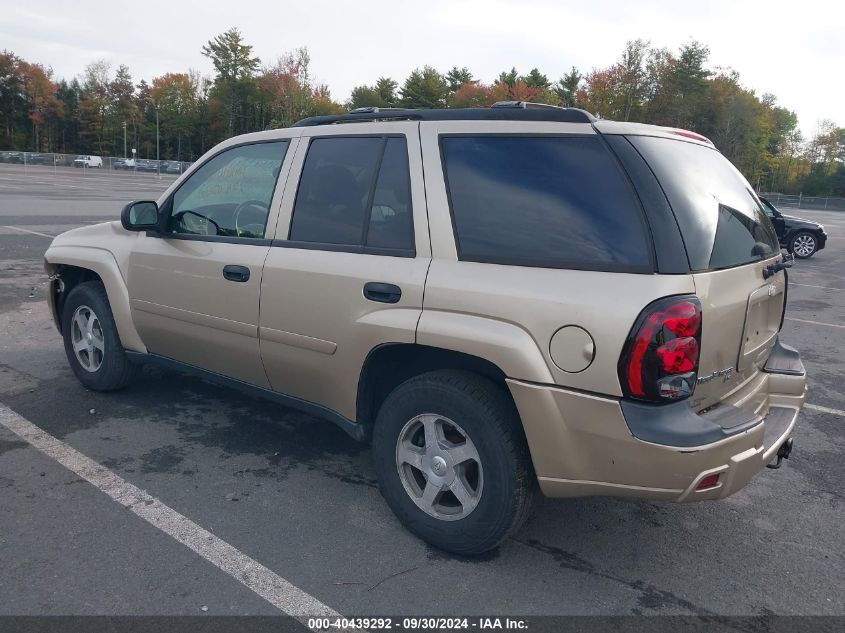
[44, 103, 806, 555]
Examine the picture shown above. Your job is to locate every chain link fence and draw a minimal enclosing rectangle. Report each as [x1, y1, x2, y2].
[4, 150, 842, 212]
[0, 150, 192, 177]
[759, 192, 845, 212]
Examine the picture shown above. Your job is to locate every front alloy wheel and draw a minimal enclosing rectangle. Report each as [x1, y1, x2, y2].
[396, 414, 483, 521]
[70, 305, 105, 372]
[791, 232, 817, 258]
[62, 280, 137, 391]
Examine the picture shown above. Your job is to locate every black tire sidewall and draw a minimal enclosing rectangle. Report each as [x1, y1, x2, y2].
[372, 376, 526, 554]
[790, 231, 817, 258]
[61, 282, 129, 391]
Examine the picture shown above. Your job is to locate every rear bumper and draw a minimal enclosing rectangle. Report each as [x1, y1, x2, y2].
[508, 339, 805, 501]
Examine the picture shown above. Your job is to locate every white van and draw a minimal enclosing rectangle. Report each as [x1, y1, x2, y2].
[73, 155, 103, 168]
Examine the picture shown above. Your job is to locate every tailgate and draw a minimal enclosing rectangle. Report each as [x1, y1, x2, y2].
[691, 257, 785, 410]
[624, 134, 786, 411]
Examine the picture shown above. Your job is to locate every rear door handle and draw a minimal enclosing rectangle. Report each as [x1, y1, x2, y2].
[223, 265, 250, 282]
[363, 282, 401, 304]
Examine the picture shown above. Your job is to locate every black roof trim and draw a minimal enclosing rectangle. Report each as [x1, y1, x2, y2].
[293, 104, 596, 127]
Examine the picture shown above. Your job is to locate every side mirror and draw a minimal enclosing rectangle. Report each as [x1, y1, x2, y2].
[121, 200, 159, 232]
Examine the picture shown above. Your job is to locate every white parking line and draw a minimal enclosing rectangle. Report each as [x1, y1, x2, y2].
[0, 404, 340, 618]
[784, 317, 845, 330]
[805, 403, 845, 417]
[1, 225, 55, 238]
[791, 283, 845, 291]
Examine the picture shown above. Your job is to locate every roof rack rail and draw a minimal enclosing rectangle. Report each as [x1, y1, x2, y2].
[491, 100, 567, 110]
[293, 104, 595, 127]
[348, 106, 410, 114]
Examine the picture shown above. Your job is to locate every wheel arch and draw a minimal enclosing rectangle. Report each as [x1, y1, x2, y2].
[45, 246, 147, 352]
[356, 343, 513, 432]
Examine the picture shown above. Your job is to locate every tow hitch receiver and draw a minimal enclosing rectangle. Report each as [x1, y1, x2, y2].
[767, 437, 794, 469]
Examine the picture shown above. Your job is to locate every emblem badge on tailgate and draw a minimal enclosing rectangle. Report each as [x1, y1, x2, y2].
[767, 284, 777, 296]
[697, 367, 734, 384]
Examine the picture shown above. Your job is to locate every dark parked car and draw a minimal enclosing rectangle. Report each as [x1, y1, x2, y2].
[135, 159, 159, 173]
[163, 160, 187, 174]
[760, 196, 827, 258]
[0, 151, 22, 164]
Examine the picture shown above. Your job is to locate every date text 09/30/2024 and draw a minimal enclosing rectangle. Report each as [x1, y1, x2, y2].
[307, 617, 528, 630]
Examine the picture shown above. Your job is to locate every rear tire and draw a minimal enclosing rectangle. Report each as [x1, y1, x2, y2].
[789, 231, 818, 258]
[372, 370, 536, 555]
[62, 281, 138, 391]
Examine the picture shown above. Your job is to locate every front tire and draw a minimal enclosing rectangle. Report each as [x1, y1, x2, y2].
[790, 231, 818, 258]
[62, 281, 137, 391]
[372, 370, 536, 555]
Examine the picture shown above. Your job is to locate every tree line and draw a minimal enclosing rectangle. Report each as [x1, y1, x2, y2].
[1, 30, 842, 195]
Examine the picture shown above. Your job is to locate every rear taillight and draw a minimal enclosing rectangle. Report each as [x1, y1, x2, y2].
[619, 295, 702, 403]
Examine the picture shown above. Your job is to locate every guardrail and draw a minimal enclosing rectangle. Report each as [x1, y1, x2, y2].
[0, 150, 192, 176]
[759, 192, 845, 211]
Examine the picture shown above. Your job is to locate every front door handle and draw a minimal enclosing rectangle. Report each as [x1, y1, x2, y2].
[223, 265, 250, 282]
[363, 282, 401, 304]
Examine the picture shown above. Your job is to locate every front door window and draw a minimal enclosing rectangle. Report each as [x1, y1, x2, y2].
[169, 141, 289, 239]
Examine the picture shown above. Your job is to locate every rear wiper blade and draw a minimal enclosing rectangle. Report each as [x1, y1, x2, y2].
[763, 253, 794, 279]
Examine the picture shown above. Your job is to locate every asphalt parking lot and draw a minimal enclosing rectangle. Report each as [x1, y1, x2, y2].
[0, 163, 842, 618]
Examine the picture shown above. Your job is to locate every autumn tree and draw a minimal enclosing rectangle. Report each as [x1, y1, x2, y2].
[0, 38, 842, 196]
[580, 66, 625, 119]
[259, 49, 314, 128]
[20, 61, 62, 150]
[448, 82, 494, 108]
[151, 73, 198, 160]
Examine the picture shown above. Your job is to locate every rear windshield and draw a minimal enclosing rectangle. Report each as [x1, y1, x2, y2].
[440, 135, 652, 271]
[630, 136, 779, 271]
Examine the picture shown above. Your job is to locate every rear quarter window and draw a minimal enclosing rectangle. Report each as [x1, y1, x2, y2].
[440, 136, 653, 271]
[629, 136, 779, 271]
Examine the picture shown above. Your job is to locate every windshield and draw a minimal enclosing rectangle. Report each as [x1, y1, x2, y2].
[630, 136, 779, 271]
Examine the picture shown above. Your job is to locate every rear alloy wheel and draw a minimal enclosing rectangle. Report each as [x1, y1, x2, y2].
[373, 370, 536, 555]
[395, 414, 483, 521]
[790, 231, 817, 258]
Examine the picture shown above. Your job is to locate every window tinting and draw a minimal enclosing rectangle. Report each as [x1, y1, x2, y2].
[629, 136, 779, 271]
[169, 141, 288, 239]
[290, 136, 414, 251]
[366, 138, 413, 250]
[440, 136, 651, 270]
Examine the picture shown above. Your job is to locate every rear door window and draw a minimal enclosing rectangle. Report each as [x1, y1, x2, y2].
[289, 136, 414, 252]
[629, 136, 779, 271]
[440, 136, 652, 271]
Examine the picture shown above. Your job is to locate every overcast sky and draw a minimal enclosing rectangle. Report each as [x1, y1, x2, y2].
[3, 0, 843, 137]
